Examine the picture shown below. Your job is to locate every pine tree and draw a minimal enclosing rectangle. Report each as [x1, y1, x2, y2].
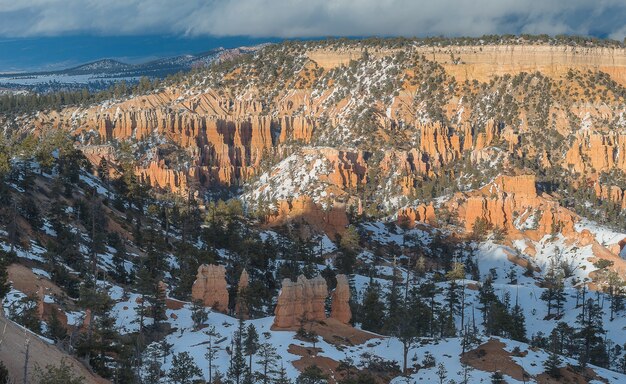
[490, 370, 505, 384]
[296, 365, 328, 384]
[191, 299, 208, 330]
[509, 296, 527, 342]
[478, 275, 497, 325]
[244, 324, 259, 377]
[228, 318, 247, 384]
[606, 271, 625, 320]
[383, 262, 402, 333]
[418, 281, 440, 338]
[256, 341, 279, 384]
[436, 363, 447, 384]
[443, 278, 461, 337]
[142, 344, 162, 383]
[32, 359, 85, 384]
[543, 346, 562, 378]
[554, 275, 566, 317]
[360, 280, 385, 333]
[47, 309, 67, 343]
[205, 326, 220, 383]
[392, 300, 419, 375]
[0, 255, 11, 301]
[168, 351, 202, 384]
[275, 363, 293, 384]
[576, 298, 608, 368]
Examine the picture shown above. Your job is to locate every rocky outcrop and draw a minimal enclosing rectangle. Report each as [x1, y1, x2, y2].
[595, 183, 626, 209]
[266, 197, 349, 235]
[136, 160, 189, 194]
[566, 131, 626, 174]
[400, 174, 578, 240]
[459, 175, 576, 236]
[330, 275, 351, 324]
[273, 275, 328, 328]
[191, 264, 229, 313]
[397, 204, 436, 227]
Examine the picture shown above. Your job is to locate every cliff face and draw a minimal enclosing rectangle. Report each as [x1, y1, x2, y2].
[25, 41, 626, 236]
[191, 264, 229, 313]
[445, 174, 578, 237]
[412, 45, 626, 87]
[595, 183, 626, 209]
[566, 131, 626, 174]
[266, 196, 350, 235]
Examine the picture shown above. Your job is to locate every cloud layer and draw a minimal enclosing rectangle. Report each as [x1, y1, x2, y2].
[0, 0, 625, 39]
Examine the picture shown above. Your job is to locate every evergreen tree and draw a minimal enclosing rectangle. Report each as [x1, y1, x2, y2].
[256, 341, 279, 384]
[418, 281, 440, 338]
[205, 326, 220, 383]
[335, 225, 359, 275]
[275, 363, 293, 384]
[543, 346, 562, 378]
[359, 280, 385, 333]
[191, 299, 208, 330]
[395, 304, 419, 375]
[47, 309, 68, 343]
[436, 363, 447, 384]
[296, 365, 328, 384]
[490, 370, 505, 384]
[606, 271, 625, 321]
[228, 318, 247, 384]
[142, 344, 163, 383]
[244, 324, 260, 376]
[383, 262, 402, 333]
[576, 298, 608, 368]
[478, 275, 497, 325]
[509, 297, 527, 342]
[0, 255, 11, 300]
[168, 351, 202, 384]
[33, 359, 85, 384]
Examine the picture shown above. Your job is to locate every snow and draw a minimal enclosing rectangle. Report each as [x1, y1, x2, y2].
[31, 268, 51, 279]
[0, 240, 47, 262]
[79, 172, 114, 197]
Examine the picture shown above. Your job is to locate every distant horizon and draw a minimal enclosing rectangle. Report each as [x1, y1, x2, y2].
[0, 35, 282, 73]
[3, 32, 625, 74]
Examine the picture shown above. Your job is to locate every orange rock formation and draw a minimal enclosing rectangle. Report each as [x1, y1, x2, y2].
[330, 274, 352, 324]
[453, 174, 576, 237]
[191, 264, 229, 313]
[273, 275, 328, 328]
[266, 196, 349, 235]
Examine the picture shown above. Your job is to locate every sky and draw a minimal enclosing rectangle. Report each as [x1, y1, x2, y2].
[1, 0, 625, 71]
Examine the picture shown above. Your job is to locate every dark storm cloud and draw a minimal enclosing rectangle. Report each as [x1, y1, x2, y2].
[0, 0, 624, 39]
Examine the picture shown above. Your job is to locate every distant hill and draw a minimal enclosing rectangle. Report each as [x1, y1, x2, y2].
[0, 45, 265, 92]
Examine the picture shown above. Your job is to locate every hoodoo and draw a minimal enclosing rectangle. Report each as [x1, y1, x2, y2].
[330, 274, 352, 324]
[273, 275, 328, 328]
[191, 264, 229, 313]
